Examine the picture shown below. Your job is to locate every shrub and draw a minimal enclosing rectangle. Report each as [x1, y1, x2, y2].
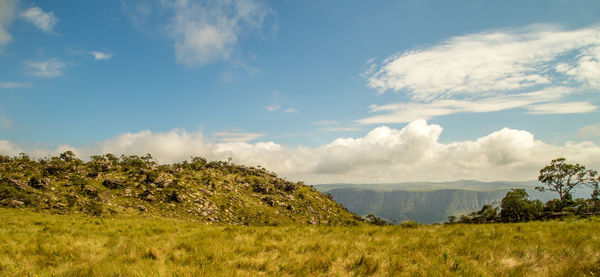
[400, 220, 421, 228]
[364, 214, 389, 226]
[500, 189, 542, 222]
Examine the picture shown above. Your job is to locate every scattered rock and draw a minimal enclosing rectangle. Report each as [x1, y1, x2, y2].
[140, 190, 155, 201]
[84, 187, 98, 197]
[145, 194, 155, 201]
[137, 205, 147, 212]
[4, 178, 28, 190]
[102, 179, 122, 189]
[261, 196, 274, 207]
[124, 188, 132, 197]
[1, 199, 24, 208]
[252, 183, 271, 194]
[198, 188, 213, 196]
[28, 176, 48, 189]
[169, 191, 184, 203]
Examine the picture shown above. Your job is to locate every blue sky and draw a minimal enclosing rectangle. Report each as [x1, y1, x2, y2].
[1, 0, 599, 183]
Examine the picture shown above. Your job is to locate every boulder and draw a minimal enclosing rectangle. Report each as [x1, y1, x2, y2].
[1, 199, 24, 208]
[102, 179, 122, 189]
[84, 187, 98, 197]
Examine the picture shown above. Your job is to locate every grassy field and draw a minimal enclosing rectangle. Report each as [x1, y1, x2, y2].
[1, 208, 599, 276]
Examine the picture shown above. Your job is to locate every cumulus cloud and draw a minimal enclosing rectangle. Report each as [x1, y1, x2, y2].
[20, 6, 58, 33]
[2, 120, 600, 184]
[0, 140, 22, 156]
[0, 0, 17, 46]
[0, 81, 32, 89]
[24, 58, 67, 77]
[163, 0, 271, 66]
[89, 51, 112, 61]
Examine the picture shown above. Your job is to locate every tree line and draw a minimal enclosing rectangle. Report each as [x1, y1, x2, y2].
[448, 158, 600, 224]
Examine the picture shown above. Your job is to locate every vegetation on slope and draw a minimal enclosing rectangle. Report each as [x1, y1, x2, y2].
[1, 208, 599, 276]
[0, 152, 360, 226]
[451, 158, 600, 224]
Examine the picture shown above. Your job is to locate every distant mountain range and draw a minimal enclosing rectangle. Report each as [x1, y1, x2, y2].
[315, 180, 593, 224]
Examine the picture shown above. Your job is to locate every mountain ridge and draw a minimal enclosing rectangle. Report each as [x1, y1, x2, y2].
[315, 180, 594, 224]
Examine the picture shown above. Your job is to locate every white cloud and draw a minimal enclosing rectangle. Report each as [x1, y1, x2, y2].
[163, 0, 271, 66]
[577, 124, 600, 139]
[2, 120, 600, 184]
[284, 108, 298, 113]
[212, 131, 265, 142]
[89, 51, 112, 61]
[24, 58, 67, 77]
[20, 6, 58, 33]
[0, 0, 17, 46]
[366, 24, 600, 100]
[360, 24, 600, 124]
[0, 140, 22, 156]
[557, 46, 600, 88]
[358, 87, 593, 124]
[265, 105, 279, 111]
[0, 81, 32, 89]
[526, 102, 597, 114]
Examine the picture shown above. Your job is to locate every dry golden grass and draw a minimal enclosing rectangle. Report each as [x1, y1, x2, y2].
[1, 207, 599, 276]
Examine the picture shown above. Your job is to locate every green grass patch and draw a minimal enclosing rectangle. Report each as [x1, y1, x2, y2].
[1, 208, 600, 276]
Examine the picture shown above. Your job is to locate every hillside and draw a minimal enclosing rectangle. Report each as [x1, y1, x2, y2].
[0, 153, 360, 226]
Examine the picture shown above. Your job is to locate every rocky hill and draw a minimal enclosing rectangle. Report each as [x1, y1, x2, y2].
[0, 152, 360, 226]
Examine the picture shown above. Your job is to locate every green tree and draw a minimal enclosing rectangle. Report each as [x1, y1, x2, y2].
[500, 189, 542, 222]
[536, 158, 598, 201]
[59, 151, 77, 162]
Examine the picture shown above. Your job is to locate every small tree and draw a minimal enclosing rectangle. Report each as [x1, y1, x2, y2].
[59, 151, 77, 163]
[536, 158, 598, 201]
[500, 189, 542, 222]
